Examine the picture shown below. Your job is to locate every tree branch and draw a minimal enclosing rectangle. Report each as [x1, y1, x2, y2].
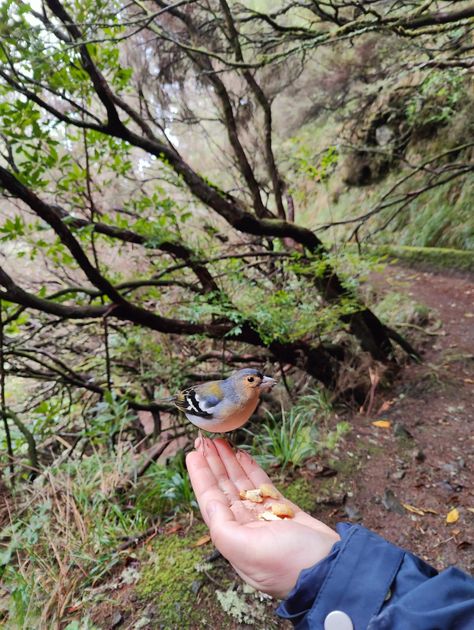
[55, 207, 220, 294]
[45, 0, 124, 131]
[1, 408, 39, 477]
[6, 348, 171, 413]
[148, 0, 272, 218]
[219, 0, 286, 219]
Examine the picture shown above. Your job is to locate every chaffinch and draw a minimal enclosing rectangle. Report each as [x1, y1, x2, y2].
[171, 368, 277, 433]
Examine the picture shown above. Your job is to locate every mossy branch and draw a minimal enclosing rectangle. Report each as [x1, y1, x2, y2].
[1, 408, 39, 479]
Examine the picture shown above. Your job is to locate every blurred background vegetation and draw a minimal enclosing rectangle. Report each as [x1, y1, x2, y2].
[0, 0, 473, 626]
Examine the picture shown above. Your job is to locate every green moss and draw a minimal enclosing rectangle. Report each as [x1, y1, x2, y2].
[283, 477, 317, 512]
[285, 464, 356, 509]
[372, 291, 431, 328]
[369, 245, 474, 273]
[328, 454, 360, 478]
[136, 528, 207, 629]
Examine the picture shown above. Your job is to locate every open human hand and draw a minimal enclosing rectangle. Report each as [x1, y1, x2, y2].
[186, 438, 340, 598]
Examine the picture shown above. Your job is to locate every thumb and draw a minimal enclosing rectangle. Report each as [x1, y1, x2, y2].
[206, 500, 242, 559]
[206, 500, 235, 527]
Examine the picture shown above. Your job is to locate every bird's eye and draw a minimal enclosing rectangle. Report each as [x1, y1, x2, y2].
[247, 376, 255, 383]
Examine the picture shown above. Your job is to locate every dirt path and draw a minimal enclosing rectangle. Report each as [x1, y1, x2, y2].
[319, 266, 474, 573]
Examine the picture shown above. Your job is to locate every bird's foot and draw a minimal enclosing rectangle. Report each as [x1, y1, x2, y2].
[226, 430, 238, 451]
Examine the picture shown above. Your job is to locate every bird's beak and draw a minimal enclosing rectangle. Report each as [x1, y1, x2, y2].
[259, 375, 277, 390]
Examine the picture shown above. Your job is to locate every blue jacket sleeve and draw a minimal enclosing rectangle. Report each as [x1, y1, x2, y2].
[277, 523, 474, 630]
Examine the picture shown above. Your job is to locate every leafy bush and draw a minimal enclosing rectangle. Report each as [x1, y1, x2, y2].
[178, 251, 366, 345]
[134, 451, 197, 517]
[406, 70, 467, 133]
[244, 389, 344, 469]
[248, 408, 319, 469]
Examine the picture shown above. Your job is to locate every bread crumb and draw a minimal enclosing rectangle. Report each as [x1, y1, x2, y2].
[258, 510, 281, 521]
[271, 503, 294, 518]
[240, 488, 263, 503]
[259, 483, 279, 499]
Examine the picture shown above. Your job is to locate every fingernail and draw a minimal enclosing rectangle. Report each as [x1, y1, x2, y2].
[195, 436, 202, 450]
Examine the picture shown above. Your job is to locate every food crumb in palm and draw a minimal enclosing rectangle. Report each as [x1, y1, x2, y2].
[258, 511, 281, 521]
[270, 503, 294, 518]
[239, 488, 263, 503]
[259, 484, 280, 499]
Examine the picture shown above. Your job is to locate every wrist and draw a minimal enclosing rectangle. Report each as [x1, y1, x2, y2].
[279, 528, 341, 600]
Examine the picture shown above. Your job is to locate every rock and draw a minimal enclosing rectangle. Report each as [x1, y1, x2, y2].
[391, 470, 406, 481]
[307, 462, 337, 477]
[316, 492, 346, 506]
[191, 579, 203, 595]
[344, 504, 362, 522]
[375, 125, 395, 146]
[442, 459, 465, 474]
[382, 489, 405, 515]
[306, 462, 324, 473]
[110, 611, 123, 628]
[411, 448, 425, 463]
[394, 422, 413, 439]
[439, 480, 464, 494]
[442, 463, 458, 475]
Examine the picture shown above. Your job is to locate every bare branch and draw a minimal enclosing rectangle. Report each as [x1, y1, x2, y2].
[219, 0, 286, 219]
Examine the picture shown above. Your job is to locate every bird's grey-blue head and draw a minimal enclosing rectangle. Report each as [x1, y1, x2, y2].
[227, 368, 277, 391]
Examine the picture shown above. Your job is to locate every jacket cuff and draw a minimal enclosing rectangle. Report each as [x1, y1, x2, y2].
[276, 537, 342, 624]
[277, 523, 404, 629]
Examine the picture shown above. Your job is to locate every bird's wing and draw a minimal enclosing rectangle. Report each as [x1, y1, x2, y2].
[173, 385, 221, 419]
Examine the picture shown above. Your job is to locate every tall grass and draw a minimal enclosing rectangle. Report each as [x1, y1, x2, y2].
[0, 447, 196, 628]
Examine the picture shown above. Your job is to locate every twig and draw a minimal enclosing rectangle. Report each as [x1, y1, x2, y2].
[0, 408, 39, 478]
[0, 300, 14, 477]
[116, 521, 161, 551]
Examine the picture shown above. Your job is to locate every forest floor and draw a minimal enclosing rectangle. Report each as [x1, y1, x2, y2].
[329, 265, 474, 575]
[83, 264, 474, 630]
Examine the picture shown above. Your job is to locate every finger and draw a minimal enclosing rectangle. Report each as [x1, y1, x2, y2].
[186, 451, 232, 527]
[235, 448, 273, 487]
[186, 450, 220, 503]
[212, 439, 254, 491]
[189, 446, 335, 535]
[206, 500, 247, 553]
[201, 438, 241, 501]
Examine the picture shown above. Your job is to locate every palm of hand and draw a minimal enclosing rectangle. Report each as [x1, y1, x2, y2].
[186, 438, 340, 598]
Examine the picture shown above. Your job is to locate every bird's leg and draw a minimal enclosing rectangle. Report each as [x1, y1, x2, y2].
[227, 430, 237, 451]
[197, 429, 205, 455]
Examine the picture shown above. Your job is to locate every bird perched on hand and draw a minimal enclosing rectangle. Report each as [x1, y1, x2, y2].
[170, 368, 277, 433]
